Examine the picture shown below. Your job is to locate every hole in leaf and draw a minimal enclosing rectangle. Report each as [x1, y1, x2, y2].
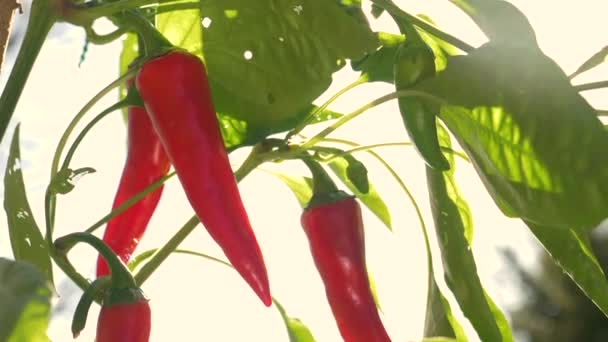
[244, 50, 253, 60]
[202, 17, 212, 28]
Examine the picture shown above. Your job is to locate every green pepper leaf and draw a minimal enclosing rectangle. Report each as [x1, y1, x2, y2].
[368, 271, 382, 312]
[426, 125, 513, 342]
[49, 167, 96, 195]
[525, 221, 608, 317]
[371, 3, 384, 18]
[300, 106, 344, 125]
[343, 155, 370, 194]
[270, 172, 314, 209]
[4, 126, 53, 284]
[118, 33, 139, 121]
[424, 276, 468, 341]
[448, 0, 536, 45]
[417, 42, 608, 229]
[327, 157, 391, 230]
[274, 300, 317, 342]
[569, 45, 608, 79]
[200, 0, 378, 129]
[352, 45, 400, 83]
[0, 258, 52, 342]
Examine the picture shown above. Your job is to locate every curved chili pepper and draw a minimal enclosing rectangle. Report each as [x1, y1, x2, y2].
[394, 41, 449, 170]
[135, 51, 271, 306]
[60, 232, 151, 341]
[97, 84, 171, 277]
[301, 159, 390, 342]
[96, 290, 151, 342]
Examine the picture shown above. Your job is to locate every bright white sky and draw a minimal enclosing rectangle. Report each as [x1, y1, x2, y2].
[1, 1, 607, 341]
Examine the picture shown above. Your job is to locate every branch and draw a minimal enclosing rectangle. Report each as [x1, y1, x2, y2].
[0, 0, 21, 73]
[574, 80, 608, 92]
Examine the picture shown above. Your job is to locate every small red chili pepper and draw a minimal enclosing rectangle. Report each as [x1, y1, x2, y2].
[58, 232, 152, 341]
[97, 82, 171, 277]
[135, 50, 271, 306]
[96, 290, 151, 342]
[301, 159, 391, 342]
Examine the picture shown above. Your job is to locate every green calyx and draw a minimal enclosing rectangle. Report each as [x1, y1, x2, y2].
[307, 190, 353, 209]
[120, 10, 174, 60]
[103, 286, 148, 307]
[301, 157, 352, 208]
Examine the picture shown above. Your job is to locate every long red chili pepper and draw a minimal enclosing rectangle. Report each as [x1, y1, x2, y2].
[135, 51, 271, 306]
[301, 159, 390, 342]
[96, 85, 171, 277]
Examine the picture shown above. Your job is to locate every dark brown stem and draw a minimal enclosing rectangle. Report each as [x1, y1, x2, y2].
[0, 0, 21, 72]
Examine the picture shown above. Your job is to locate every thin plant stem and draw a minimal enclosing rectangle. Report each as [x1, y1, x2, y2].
[302, 90, 444, 149]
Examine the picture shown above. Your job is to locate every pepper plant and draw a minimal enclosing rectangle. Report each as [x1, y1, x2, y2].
[0, 0, 607, 341]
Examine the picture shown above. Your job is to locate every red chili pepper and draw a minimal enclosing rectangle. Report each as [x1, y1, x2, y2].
[96, 84, 171, 278]
[300, 160, 390, 342]
[135, 51, 271, 306]
[302, 197, 390, 342]
[96, 293, 151, 342]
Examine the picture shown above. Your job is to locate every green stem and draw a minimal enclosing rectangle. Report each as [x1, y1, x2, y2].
[233, 144, 266, 181]
[133, 151, 259, 285]
[597, 110, 608, 116]
[134, 215, 200, 285]
[49, 246, 91, 292]
[574, 80, 608, 92]
[54, 232, 136, 288]
[370, 0, 474, 53]
[50, 73, 131, 179]
[302, 90, 444, 148]
[302, 157, 338, 195]
[85, 25, 127, 45]
[71, 0, 174, 22]
[60, 101, 126, 171]
[130, 248, 232, 272]
[45, 72, 131, 238]
[315, 142, 470, 162]
[85, 172, 176, 234]
[286, 76, 368, 140]
[120, 10, 172, 57]
[0, 0, 56, 144]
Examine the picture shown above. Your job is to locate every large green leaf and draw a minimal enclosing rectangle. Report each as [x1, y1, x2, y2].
[426, 125, 513, 342]
[448, 0, 536, 45]
[120, 9, 351, 149]
[525, 221, 608, 317]
[4, 125, 53, 284]
[200, 0, 378, 128]
[328, 157, 391, 230]
[417, 42, 608, 229]
[0, 258, 52, 342]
